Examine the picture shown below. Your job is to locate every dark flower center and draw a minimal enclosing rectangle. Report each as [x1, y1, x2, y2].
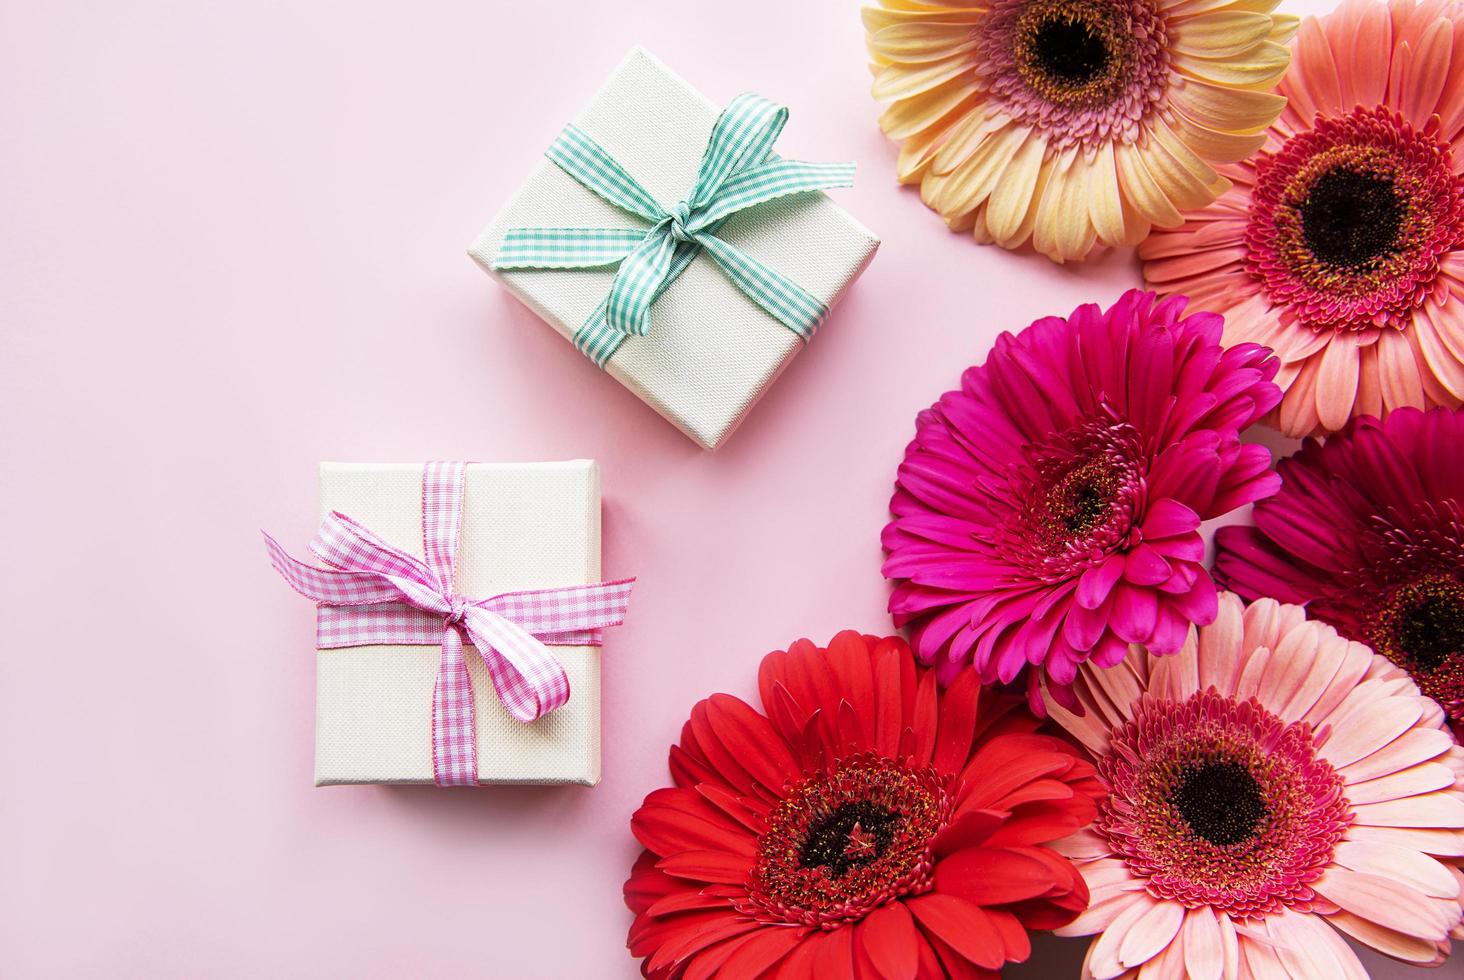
[1098, 691, 1350, 918]
[1397, 593, 1464, 669]
[1009, 415, 1143, 574]
[1032, 17, 1110, 86]
[744, 756, 948, 926]
[798, 802, 898, 878]
[1012, 1, 1134, 110]
[1058, 470, 1114, 535]
[1173, 761, 1267, 846]
[1300, 167, 1403, 269]
[1369, 576, 1464, 672]
[1244, 107, 1464, 331]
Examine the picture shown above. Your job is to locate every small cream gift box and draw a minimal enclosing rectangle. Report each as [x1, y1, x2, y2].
[469, 48, 880, 450]
[308, 461, 607, 787]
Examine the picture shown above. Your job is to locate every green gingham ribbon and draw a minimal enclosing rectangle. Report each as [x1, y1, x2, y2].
[493, 93, 855, 367]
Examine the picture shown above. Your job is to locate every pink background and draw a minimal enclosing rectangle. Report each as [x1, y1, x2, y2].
[0, 1, 1433, 977]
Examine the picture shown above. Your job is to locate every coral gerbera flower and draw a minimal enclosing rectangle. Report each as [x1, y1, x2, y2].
[1047, 593, 1464, 978]
[1142, 0, 1464, 436]
[623, 631, 1103, 978]
[882, 290, 1281, 711]
[864, 0, 1297, 263]
[1216, 406, 1464, 738]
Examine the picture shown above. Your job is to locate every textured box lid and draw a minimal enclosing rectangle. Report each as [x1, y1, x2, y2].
[470, 47, 879, 450]
[313, 461, 602, 786]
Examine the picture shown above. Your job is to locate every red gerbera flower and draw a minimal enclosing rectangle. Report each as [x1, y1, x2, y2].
[624, 631, 1104, 979]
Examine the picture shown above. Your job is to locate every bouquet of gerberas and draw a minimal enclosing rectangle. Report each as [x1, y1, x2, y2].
[615, 3, 1464, 978]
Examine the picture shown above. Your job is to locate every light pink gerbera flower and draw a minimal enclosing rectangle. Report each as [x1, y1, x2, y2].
[1049, 593, 1464, 978]
[882, 290, 1280, 712]
[1142, 0, 1464, 436]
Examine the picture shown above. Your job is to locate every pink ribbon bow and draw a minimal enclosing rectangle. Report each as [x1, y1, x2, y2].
[264, 461, 634, 787]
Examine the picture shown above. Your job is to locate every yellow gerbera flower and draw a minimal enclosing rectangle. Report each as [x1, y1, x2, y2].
[866, 0, 1298, 263]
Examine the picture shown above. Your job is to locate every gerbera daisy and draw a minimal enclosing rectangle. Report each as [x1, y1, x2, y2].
[624, 631, 1103, 978]
[1216, 406, 1464, 739]
[882, 289, 1281, 712]
[864, 0, 1297, 263]
[1048, 592, 1464, 978]
[1142, 0, 1464, 436]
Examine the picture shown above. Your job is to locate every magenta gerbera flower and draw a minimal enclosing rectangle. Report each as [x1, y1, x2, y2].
[882, 289, 1283, 711]
[1216, 406, 1464, 737]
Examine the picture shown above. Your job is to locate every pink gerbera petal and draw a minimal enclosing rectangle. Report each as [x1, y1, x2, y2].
[1048, 592, 1464, 977]
[1142, 0, 1464, 436]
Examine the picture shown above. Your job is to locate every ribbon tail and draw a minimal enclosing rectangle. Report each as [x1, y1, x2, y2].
[492, 227, 649, 270]
[605, 225, 680, 337]
[690, 159, 857, 229]
[694, 234, 829, 340]
[262, 531, 406, 606]
[432, 625, 478, 786]
[477, 578, 636, 639]
[461, 607, 570, 723]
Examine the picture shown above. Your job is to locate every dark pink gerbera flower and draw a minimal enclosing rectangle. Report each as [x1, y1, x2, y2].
[882, 289, 1282, 711]
[1216, 405, 1464, 737]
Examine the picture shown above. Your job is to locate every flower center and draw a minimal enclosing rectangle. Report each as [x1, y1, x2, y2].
[1245, 107, 1464, 331]
[1096, 690, 1350, 918]
[743, 756, 948, 927]
[798, 804, 898, 878]
[978, 0, 1170, 150]
[1173, 761, 1266, 846]
[1366, 576, 1464, 718]
[1300, 168, 1404, 270]
[1000, 414, 1144, 581]
[1048, 459, 1119, 537]
[1019, 10, 1114, 101]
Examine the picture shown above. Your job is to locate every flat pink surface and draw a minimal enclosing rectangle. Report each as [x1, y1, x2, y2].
[1, 1, 1426, 977]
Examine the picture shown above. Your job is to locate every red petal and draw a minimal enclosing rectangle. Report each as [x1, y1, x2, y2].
[908, 894, 1005, 970]
[984, 909, 1030, 963]
[910, 670, 939, 766]
[646, 889, 735, 916]
[980, 801, 1093, 848]
[933, 669, 981, 775]
[770, 927, 825, 979]
[669, 742, 720, 790]
[632, 789, 757, 857]
[625, 849, 673, 915]
[786, 638, 841, 722]
[837, 698, 867, 756]
[957, 735, 1077, 810]
[689, 700, 758, 795]
[814, 921, 856, 976]
[656, 849, 753, 885]
[984, 778, 1076, 812]
[933, 847, 1064, 906]
[766, 680, 812, 748]
[705, 693, 801, 793]
[873, 642, 907, 757]
[933, 809, 1008, 858]
[683, 931, 754, 980]
[643, 911, 758, 971]
[859, 902, 920, 980]
[715, 925, 802, 980]
[695, 782, 769, 834]
[828, 631, 878, 744]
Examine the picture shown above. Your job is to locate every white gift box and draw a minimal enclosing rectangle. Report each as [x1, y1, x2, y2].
[469, 47, 880, 450]
[313, 461, 603, 787]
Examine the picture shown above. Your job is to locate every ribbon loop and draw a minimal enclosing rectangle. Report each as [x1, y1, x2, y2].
[493, 92, 854, 367]
[264, 462, 634, 786]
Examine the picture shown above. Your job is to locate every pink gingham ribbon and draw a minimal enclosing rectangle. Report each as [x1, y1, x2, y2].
[263, 461, 634, 787]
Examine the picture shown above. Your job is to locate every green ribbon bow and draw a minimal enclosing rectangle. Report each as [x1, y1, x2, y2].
[493, 93, 856, 367]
